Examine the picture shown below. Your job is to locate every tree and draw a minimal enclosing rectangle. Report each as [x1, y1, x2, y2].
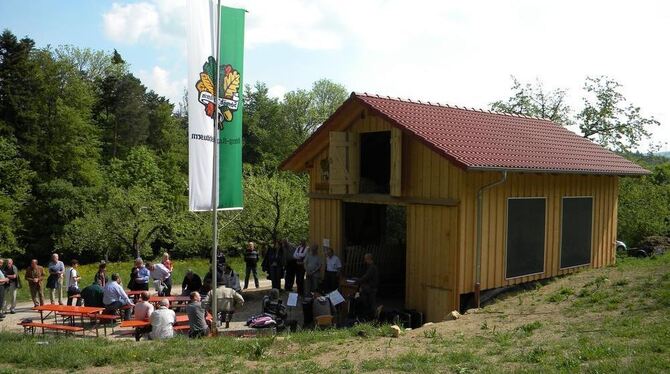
[235, 167, 309, 246]
[60, 147, 171, 260]
[490, 76, 572, 126]
[578, 76, 659, 153]
[0, 136, 34, 257]
[305, 78, 349, 133]
[95, 72, 150, 159]
[618, 166, 670, 245]
[242, 82, 285, 166]
[54, 45, 125, 82]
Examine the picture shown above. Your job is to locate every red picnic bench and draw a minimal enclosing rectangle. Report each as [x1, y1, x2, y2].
[18, 322, 85, 336]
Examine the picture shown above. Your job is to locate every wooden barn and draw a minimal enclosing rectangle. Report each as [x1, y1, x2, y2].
[280, 93, 649, 322]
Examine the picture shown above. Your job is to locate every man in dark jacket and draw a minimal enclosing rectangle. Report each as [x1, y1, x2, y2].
[182, 270, 203, 296]
[243, 241, 260, 289]
[357, 253, 379, 321]
[81, 282, 105, 307]
[263, 240, 285, 290]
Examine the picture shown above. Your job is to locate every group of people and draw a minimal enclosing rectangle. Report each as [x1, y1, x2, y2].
[248, 239, 380, 322]
[247, 240, 344, 297]
[0, 242, 380, 332]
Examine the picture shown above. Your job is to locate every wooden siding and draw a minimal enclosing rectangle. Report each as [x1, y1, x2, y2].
[458, 172, 619, 294]
[309, 198, 342, 257]
[406, 204, 459, 321]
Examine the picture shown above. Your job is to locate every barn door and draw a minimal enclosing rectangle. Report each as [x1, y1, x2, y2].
[329, 131, 359, 194]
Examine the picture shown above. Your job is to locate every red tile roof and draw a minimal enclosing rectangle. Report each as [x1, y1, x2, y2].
[281, 92, 649, 176]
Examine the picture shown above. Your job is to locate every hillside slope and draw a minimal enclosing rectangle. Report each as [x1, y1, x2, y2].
[0, 255, 668, 373]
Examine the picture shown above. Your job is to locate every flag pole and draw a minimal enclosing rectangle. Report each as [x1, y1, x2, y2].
[210, 0, 222, 336]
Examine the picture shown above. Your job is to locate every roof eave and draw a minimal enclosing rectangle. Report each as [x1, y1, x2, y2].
[467, 166, 651, 176]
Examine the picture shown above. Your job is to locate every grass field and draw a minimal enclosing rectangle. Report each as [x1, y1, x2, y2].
[13, 256, 245, 302]
[1, 253, 669, 373]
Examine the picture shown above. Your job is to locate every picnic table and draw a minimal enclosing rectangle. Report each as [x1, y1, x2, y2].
[120, 313, 212, 338]
[24, 305, 106, 336]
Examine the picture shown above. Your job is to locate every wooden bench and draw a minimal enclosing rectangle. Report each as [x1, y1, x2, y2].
[19, 322, 85, 336]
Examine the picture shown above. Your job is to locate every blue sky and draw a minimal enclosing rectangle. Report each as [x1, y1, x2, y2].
[1, 0, 669, 151]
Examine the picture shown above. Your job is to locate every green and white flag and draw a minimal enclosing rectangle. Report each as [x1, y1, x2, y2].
[188, 2, 245, 211]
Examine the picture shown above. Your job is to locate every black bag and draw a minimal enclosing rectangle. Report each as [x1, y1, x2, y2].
[67, 286, 81, 295]
[46, 274, 58, 289]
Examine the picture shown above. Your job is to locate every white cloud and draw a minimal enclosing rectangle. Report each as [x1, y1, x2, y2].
[102, 0, 670, 151]
[102, 0, 341, 50]
[138, 66, 186, 105]
[103, 0, 185, 46]
[268, 85, 287, 99]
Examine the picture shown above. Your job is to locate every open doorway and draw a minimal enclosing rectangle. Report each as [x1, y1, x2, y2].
[359, 131, 391, 194]
[342, 202, 406, 308]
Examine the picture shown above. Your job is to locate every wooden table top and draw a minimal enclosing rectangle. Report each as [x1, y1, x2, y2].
[126, 290, 149, 296]
[32, 305, 105, 314]
[148, 296, 190, 303]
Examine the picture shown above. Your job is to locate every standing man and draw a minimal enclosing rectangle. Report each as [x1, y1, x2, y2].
[46, 253, 65, 305]
[323, 248, 342, 293]
[148, 262, 171, 296]
[304, 244, 322, 296]
[25, 259, 45, 306]
[283, 239, 297, 292]
[263, 240, 284, 290]
[243, 242, 260, 289]
[65, 260, 82, 306]
[0, 259, 7, 321]
[292, 240, 308, 296]
[2, 258, 20, 314]
[102, 273, 134, 320]
[185, 291, 209, 338]
[357, 253, 379, 321]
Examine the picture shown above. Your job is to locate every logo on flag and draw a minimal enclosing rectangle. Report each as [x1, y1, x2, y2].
[195, 56, 241, 129]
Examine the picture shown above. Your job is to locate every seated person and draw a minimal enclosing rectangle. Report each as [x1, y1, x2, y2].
[222, 265, 241, 292]
[262, 288, 288, 325]
[102, 273, 134, 320]
[150, 298, 176, 340]
[81, 282, 104, 307]
[204, 284, 244, 328]
[185, 291, 209, 338]
[132, 291, 154, 341]
[181, 270, 202, 296]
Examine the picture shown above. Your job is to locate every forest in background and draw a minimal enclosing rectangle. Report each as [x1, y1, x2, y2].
[0, 30, 668, 266]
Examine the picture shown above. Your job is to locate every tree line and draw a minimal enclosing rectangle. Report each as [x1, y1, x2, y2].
[0, 30, 347, 265]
